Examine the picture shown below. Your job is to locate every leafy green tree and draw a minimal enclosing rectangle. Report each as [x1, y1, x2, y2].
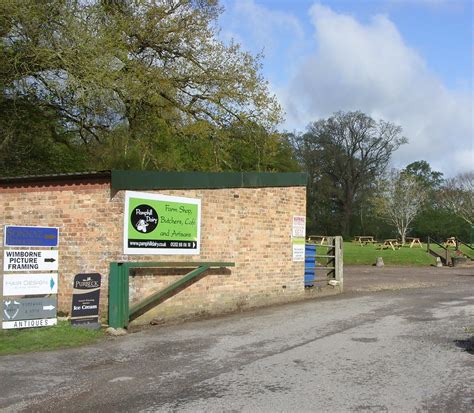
[411, 209, 469, 241]
[402, 160, 444, 191]
[292, 111, 407, 236]
[223, 122, 299, 172]
[0, 0, 283, 175]
[0, 95, 89, 175]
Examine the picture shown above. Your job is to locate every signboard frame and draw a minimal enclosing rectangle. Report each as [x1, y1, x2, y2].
[123, 191, 201, 255]
[3, 297, 57, 321]
[291, 215, 306, 262]
[2, 318, 57, 330]
[2, 225, 59, 330]
[292, 238, 305, 262]
[3, 273, 58, 296]
[4, 225, 59, 247]
[70, 273, 101, 328]
[292, 216, 306, 238]
[3, 249, 59, 272]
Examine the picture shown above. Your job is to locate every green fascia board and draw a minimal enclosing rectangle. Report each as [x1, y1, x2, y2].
[111, 171, 307, 190]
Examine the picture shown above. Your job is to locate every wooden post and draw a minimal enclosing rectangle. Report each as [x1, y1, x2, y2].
[334, 236, 344, 292]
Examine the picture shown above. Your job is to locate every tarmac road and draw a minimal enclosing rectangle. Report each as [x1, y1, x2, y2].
[1, 266, 473, 412]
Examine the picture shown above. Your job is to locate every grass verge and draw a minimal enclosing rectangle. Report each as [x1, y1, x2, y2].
[0, 320, 104, 356]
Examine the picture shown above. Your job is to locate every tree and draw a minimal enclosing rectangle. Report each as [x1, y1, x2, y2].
[0, 0, 282, 174]
[373, 170, 427, 244]
[292, 111, 407, 236]
[402, 160, 444, 191]
[223, 122, 299, 172]
[0, 94, 89, 175]
[411, 208, 469, 241]
[438, 171, 474, 225]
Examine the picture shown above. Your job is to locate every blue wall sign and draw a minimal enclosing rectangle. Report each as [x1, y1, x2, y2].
[4, 226, 59, 247]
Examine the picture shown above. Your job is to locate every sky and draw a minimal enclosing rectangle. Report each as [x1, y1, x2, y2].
[219, 0, 473, 176]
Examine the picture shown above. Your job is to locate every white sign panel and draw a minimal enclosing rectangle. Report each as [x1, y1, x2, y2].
[292, 242, 305, 262]
[292, 216, 306, 238]
[3, 250, 58, 272]
[3, 273, 58, 296]
[2, 318, 57, 330]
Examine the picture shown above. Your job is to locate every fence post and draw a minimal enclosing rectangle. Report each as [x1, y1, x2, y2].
[335, 236, 344, 292]
[108, 262, 129, 329]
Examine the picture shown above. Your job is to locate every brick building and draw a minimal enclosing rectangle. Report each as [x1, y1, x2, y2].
[0, 170, 322, 326]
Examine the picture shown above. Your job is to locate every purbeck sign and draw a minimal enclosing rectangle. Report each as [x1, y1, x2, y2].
[124, 191, 201, 255]
[71, 273, 101, 327]
[3, 273, 58, 296]
[3, 249, 58, 272]
[4, 226, 59, 247]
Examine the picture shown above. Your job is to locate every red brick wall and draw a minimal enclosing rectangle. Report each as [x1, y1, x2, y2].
[1, 181, 307, 325]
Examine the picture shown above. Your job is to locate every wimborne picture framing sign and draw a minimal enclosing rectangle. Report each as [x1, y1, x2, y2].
[124, 191, 201, 255]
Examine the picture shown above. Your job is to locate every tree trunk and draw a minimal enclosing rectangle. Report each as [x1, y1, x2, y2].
[342, 204, 352, 237]
[400, 228, 407, 244]
[341, 187, 354, 237]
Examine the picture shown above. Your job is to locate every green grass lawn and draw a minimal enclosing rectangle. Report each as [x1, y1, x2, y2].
[339, 241, 473, 266]
[341, 241, 435, 266]
[0, 320, 104, 356]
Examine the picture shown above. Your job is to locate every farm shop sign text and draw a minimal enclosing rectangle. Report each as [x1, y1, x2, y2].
[124, 191, 201, 255]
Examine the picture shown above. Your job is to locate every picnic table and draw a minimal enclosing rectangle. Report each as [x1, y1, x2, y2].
[405, 237, 423, 248]
[444, 237, 457, 248]
[353, 236, 376, 246]
[306, 235, 329, 245]
[381, 239, 400, 250]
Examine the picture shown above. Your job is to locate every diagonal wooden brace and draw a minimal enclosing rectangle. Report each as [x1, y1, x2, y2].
[129, 265, 211, 322]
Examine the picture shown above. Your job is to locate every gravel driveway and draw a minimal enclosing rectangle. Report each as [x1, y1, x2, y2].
[1, 265, 473, 412]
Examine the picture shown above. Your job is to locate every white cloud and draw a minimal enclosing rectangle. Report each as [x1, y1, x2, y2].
[228, 0, 304, 53]
[282, 3, 473, 175]
[219, 0, 306, 84]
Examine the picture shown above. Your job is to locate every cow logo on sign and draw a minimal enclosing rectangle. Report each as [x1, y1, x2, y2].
[3, 300, 20, 320]
[130, 204, 158, 233]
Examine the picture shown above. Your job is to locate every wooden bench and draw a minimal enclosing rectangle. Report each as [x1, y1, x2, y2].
[353, 236, 376, 246]
[405, 237, 423, 248]
[379, 239, 400, 251]
[306, 235, 329, 245]
[444, 237, 457, 248]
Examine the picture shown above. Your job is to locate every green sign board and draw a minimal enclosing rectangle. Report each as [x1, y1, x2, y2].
[124, 191, 201, 255]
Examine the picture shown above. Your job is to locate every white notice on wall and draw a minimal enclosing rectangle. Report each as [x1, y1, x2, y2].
[292, 241, 305, 262]
[292, 216, 306, 238]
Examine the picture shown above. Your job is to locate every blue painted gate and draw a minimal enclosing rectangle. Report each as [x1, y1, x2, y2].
[304, 244, 316, 287]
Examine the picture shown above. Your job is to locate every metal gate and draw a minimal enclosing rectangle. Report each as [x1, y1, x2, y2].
[304, 236, 343, 290]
